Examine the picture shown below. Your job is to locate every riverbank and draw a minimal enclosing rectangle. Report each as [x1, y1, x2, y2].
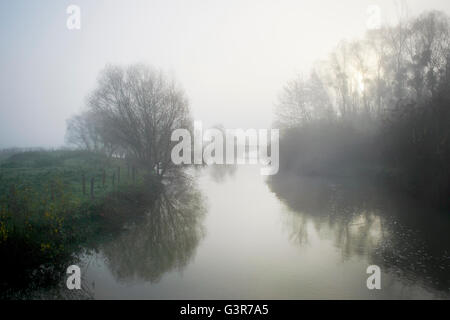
[0, 150, 162, 298]
[277, 122, 450, 210]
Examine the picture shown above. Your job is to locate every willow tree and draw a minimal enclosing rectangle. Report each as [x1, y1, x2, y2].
[87, 64, 192, 176]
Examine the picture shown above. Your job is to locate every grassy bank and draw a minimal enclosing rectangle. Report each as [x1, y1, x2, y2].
[0, 150, 161, 297]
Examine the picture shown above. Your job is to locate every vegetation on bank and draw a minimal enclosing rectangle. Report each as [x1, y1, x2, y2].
[1, 63, 194, 297]
[275, 11, 450, 209]
[0, 149, 162, 296]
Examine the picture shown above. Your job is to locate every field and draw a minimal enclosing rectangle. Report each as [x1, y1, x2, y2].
[0, 149, 159, 296]
[0, 150, 141, 197]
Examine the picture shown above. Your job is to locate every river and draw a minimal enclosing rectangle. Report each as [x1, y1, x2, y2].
[75, 164, 450, 299]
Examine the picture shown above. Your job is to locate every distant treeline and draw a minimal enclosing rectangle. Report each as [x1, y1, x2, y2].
[275, 11, 450, 209]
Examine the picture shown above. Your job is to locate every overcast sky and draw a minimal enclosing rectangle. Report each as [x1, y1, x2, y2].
[1, 0, 450, 148]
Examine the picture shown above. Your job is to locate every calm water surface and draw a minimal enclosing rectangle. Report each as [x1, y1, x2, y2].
[77, 165, 450, 299]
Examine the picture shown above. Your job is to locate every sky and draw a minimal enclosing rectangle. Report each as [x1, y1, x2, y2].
[1, 0, 450, 148]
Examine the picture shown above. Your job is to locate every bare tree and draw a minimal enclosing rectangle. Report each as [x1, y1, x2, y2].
[65, 109, 117, 156]
[66, 110, 100, 151]
[87, 64, 192, 176]
[275, 71, 333, 129]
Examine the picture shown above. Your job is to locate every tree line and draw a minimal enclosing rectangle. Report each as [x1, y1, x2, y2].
[275, 11, 450, 208]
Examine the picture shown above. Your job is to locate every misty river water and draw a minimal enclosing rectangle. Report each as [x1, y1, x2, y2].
[73, 164, 450, 299]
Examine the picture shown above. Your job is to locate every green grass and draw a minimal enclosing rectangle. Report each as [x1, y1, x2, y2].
[0, 149, 159, 296]
[0, 150, 146, 199]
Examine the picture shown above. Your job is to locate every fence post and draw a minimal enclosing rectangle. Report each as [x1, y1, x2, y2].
[9, 184, 16, 199]
[51, 181, 55, 201]
[102, 169, 106, 187]
[82, 173, 86, 196]
[112, 173, 116, 189]
[90, 177, 95, 199]
[8, 184, 17, 211]
[118, 166, 121, 185]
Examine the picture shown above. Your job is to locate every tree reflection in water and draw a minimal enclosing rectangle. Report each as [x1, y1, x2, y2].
[268, 174, 450, 295]
[100, 173, 206, 284]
